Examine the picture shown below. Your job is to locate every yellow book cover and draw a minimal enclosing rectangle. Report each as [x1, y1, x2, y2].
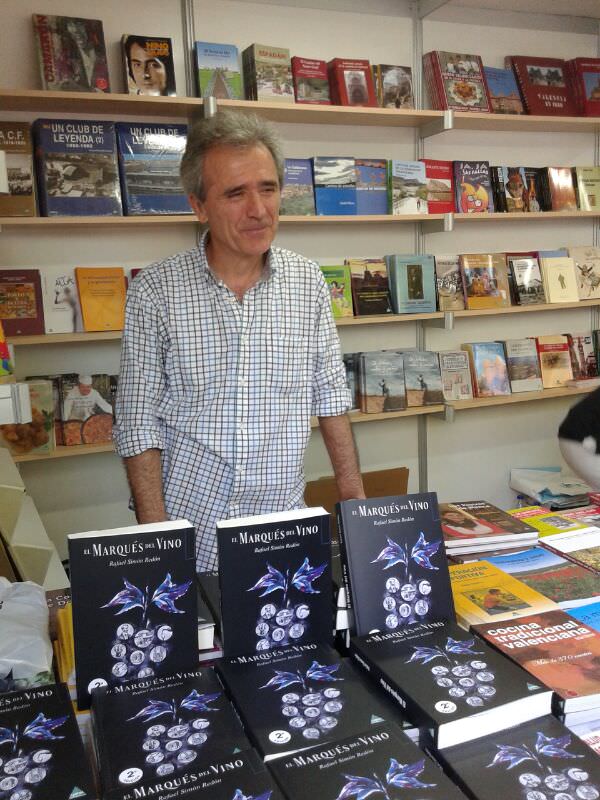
[540, 256, 579, 303]
[75, 267, 126, 332]
[536, 334, 573, 388]
[459, 253, 511, 310]
[507, 506, 591, 537]
[450, 560, 558, 626]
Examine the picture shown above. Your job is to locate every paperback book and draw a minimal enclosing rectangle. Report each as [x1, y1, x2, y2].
[194, 41, 242, 99]
[216, 507, 332, 657]
[506, 55, 576, 116]
[439, 351, 473, 401]
[280, 159, 315, 216]
[566, 332, 597, 380]
[350, 619, 552, 749]
[92, 668, 250, 798]
[372, 64, 414, 108]
[75, 266, 126, 331]
[498, 166, 529, 212]
[483, 65, 524, 113]
[434, 255, 465, 311]
[386, 254, 436, 314]
[507, 255, 545, 305]
[440, 501, 538, 551]
[461, 342, 511, 398]
[41, 266, 83, 334]
[312, 157, 356, 216]
[453, 161, 494, 213]
[68, 519, 198, 709]
[336, 493, 453, 637]
[0, 269, 44, 336]
[291, 56, 330, 104]
[460, 253, 510, 309]
[348, 258, 392, 316]
[358, 351, 406, 413]
[569, 246, 600, 301]
[421, 159, 454, 213]
[242, 43, 293, 103]
[0, 122, 35, 217]
[116, 123, 191, 215]
[568, 57, 600, 115]
[542, 527, 600, 573]
[505, 338, 543, 393]
[575, 166, 600, 211]
[509, 506, 592, 537]
[122, 34, 176, 96]
[387, 160, 428, 215]
[355, 158, 388, 215]
[403, 351, 444, 406]
[33, 118, 122, 217]
[539, 255, 579, 303]
[536, 334, 574, 388]
[327, 58, 377, 107]
[0, 682, 95, 799]
[32, 13, 110, 92]
[424, 51, 491, 112]
[217, 641, 394, 760]
[546, 167, 578, 211]
[320, 265, 353, 318]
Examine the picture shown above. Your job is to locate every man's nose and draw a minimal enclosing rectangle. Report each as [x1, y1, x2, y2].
[246, 191, 266, 217]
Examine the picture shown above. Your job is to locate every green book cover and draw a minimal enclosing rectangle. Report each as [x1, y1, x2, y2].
[320, 265, 353, 317]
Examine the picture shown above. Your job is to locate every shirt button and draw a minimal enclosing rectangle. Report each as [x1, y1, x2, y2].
[238, 377, 246, 386]
[240, 335, 248, 344]
[238, 424, 246, 433]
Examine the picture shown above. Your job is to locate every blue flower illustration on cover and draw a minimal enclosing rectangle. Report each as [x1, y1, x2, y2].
[335, 757, 436, 799]
[487, 730, 598, 800]
[407, 636, 497, 710]
[101, 573, 192, 685]
[372, 533, 441, 631]
[260, 660, 344, 744]
[231, 791, 272, 800]
[0, 711, 67, 798]
[247, 558, 327, 651]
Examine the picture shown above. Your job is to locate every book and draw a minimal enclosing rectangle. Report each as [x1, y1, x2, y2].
[387, 160, 428, 215]
[68, 519, 198, 709]
[485, 545, 600, 609]
[0, 321, 12, 378]
[509, 506, 594, 537]
[424, 51, 491, 112]
[567, 601, 600, 633]
[350, 618, 552, 749]
[386, 254, 436, 314]
[216, 507, 331, 657]
[61, 373, 113, 445]
[0, 379, 54, 456]
[504, 338, 543, 393]
[507, 255, 545, 305]
[436, 714, 600, 800]
[449, 560, 558, 628]
[41, 265, 83, 334]
[116, 123, 191, 215]
[569, 246, 600, 301]
[355, 158, 388, 215]
[194, 41, 242, 99]
[0, 123, 35, 217]
[483, 65, 524, 114]
[568, 57, 600, 116]
[269, 721, 466, 800]
[327, 58, 377, 107]
[320, 265, 353, 318]
[291, 56, 330, 104]
[358, 351, 406, 413]
[403, 351, 444, 406]
[32, 13, 110, 92]
[0, 682, 95, 798]
[421, 158, 454, 213]
[461, 341, 511, 397]
[536, 334, 574, 387]
[217, 642, 394, 760]
[347, 258, 392, 316]
[0, 269, 44, 336]
[242, 43, 293, 103]
[33, 118, 122, 217]
[280, 159, 315, 216]
[440, 501, 538, 551]
[122, 34, 176, 96]
[473, 608, 600, 714]
[542, 527, 600, 573]
[92, 668, 250, 798]
[566, 332, 597, 380]
[373, 64, 414, 109]
[506, 56, 576, 115]
[575, 166, 600, 211]
[546, 166, 578, 211]
[498, 166, 529, 212]
[453, 161, 494, 213]
[539, 254, 579, 303]
[343, 353, 359, 411]
[439, 351, 473, 401]
[312, 157, 356, 216]
[434, 255, 465, 311]
[75, 266, 126, 331]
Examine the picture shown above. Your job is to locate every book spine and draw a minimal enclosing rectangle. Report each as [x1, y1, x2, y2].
[335, 506, 356, 628]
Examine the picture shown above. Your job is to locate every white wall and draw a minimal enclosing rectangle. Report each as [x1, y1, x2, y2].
[0, 0, 598, 556]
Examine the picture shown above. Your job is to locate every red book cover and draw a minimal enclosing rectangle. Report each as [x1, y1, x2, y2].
[506, 56, 577, 116]
[424, 51, 491, 113]
[567, 57, 600, 116]
[291, 56, 331, 104]
[0, 269, 44, 336]
[421, 159, 455, 213]
[327, 58, 377, 107]
[423, 51, 443, 110]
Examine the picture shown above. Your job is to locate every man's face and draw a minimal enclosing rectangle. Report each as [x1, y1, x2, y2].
[130, 43, 167, 94]
[189, 143, 280, 264]
[78, 383, 92, 396]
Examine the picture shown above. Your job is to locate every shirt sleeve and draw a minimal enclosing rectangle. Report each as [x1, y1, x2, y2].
[113, 277, 169, 458]
[311, 267, 352, 417]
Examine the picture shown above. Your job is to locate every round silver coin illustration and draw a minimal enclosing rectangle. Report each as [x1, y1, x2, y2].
[303, 693, 322, 706]
[146, 725, 166, 737]
[466, 696, 484, 707]
[282, 706, 299, 717]
[476, 671, 495, 683]
[146, 752, 164, 765]
[149, 646, 167, 663]
[134, 629, 154, 648]
[478, 685, 496, 697]
[545, 776, 570, 792]
[323, 688, 340, 699]
[10, 791, 32, 800]
[129, 650, 145, 665]
[137, 667, 154, 678]
[525, 791, 548, 800]
[569, 770, 589, 783]
[271, 627, 286, 642]
[319, 716, 338, 730]
[459, 678, 476, 688]
[261, 604, 277, 620]
[576, 788, 600, 800]
[470, 660, 487, 670]
[398, 604, 412, 619]
[296, 604, 310, 619]
[289, 623, 305, 639]
[111, 644, 126, 659]
[117, 623, 134, 640]
[178, 750, 197, 764]
[276, 609, 294, 627]
[304, 706, 320, 718]
[418, 580, 432, 595]
[31, 750, 52, 765]
[324, 701, 343, 713]
[165, 740, 183, 752]
[157, 625, 173, 642]
[383, 596, 396, 611]
[0, 777, 18, 791]
[156, 763, 175, 777]
[401, 583, 416, 602]
[303, 728, 320, 740]
[255, 623, 269, 637]
[449, 687, 466, 697]
[256, 639, 270, 651]
[431, 666, 449, 676]
[142, 739, 160, 752]
[386, 577, 401, 594]
[386, 614, 399, 628]
[282, 693, 301, 704]
[24, 768, 46, 785]
[112, 662, 128, 678]
[289, 716, 306, 728]
[436, 678, 454, 688]
[168, 725, 189, 739]
[452, 666, 471, 677]
[188, 733, 208, 746]
[192, 718, 210, 730]
[519, 774, 541, 788]
[415, 599, 429, 616]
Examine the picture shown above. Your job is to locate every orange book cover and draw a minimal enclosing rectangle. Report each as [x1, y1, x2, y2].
[75, 267, 126, 332]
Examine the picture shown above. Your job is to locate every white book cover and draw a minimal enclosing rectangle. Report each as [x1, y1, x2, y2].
[504, 338, 543, 393]
[42, 266, 84, 334]
[439, 350, 473, 400]
[540, 257, 580, 303]
[569, 245, 600, 300]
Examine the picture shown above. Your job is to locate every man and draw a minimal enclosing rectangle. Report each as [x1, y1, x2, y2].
[114, 110, 365, 570]
[63, 375, 112, 421]
[123, 35, 172, 96]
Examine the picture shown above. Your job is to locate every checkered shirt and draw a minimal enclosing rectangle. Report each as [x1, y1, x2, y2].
[114, 233, 350, 570]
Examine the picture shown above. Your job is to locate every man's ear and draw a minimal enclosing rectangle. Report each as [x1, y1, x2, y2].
[188, 194, 208, 224]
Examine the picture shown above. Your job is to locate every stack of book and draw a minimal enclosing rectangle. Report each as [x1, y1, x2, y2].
[439, 501, 539, 556]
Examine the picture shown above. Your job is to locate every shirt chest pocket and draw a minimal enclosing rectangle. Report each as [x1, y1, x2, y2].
[268, 334, 311, 394]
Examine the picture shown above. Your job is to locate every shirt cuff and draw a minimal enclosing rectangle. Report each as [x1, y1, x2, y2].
[113, 427, 165, 458]
[312, 386, 352, 417]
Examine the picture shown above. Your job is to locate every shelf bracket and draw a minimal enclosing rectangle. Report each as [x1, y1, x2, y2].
[420, 213, 454, 234]
[423, 311, 454, 330]
[420, 110, 454, 139]
[433, 404, 455, 423]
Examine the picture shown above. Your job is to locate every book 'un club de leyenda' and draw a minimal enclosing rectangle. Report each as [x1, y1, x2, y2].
[68, 520, 198, 710]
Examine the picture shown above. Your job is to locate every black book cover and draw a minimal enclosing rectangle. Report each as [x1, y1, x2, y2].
[197, 570, 221, 632]
[68, 519, 198, 710]
[350, 619, 552, 750]
[269, 721, 467, 800]
[217, 642, 399, 761]
[436, 714, 600, 800]
[92, 667, 251, 799]
[336, 493, 454, 637]
[0, 683, 95, 799]
[217, 508, 332, 657]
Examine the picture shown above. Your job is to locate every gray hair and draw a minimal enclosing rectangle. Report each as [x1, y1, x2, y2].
[180, 109, 285, 200]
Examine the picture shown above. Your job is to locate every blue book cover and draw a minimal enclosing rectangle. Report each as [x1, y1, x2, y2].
[312, 157, 356, 215]
[194, 41, 243, 99]
[483, 66, 524, 114]
[281, 158, 315, 216]
[33, 118, 122, 216]
[355, 158, 388, 215]
[116, 123, 191, 215]
[453, 160, 494, 214]
[387, 254, 436, 313]
[567, 601, 600, 632]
